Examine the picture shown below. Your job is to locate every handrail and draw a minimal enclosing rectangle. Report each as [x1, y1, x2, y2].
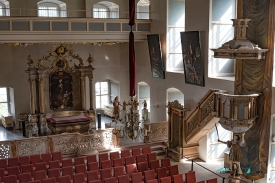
[184, 89, 227, 143]
[167, 147, 254, 183]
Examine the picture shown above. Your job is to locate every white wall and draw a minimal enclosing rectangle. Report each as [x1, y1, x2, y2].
[0, 0, 236, 125]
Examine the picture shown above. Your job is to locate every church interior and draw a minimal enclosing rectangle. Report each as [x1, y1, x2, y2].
[0, 0, 275, 183]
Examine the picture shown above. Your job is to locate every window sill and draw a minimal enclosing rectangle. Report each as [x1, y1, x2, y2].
[166, 69, 184, 74]
[208, 76, 235, 82]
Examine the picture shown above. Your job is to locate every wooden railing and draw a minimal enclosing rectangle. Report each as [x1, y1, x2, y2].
[184, 89, 228, 143]
[144, 121, 168, 143]
[0, 128, 117, 158]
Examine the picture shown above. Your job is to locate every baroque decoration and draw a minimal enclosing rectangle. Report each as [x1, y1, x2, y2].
[26, 44, 96, 136]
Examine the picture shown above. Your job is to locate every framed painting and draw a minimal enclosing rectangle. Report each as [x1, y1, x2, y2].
[180, 31, 205, 86]
[147, 34, 165, 79]
[49, 71, 73, 110]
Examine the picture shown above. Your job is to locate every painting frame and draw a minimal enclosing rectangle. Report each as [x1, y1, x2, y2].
[180, 31, 205, 86]
[147, 34, 165, 79]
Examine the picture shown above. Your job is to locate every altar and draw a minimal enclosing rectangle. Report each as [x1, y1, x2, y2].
[26, 44, 96, 136]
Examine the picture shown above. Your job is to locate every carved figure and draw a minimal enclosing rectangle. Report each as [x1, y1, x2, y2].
[86, 52, 94, 66]
[133, 99, 139, 110]
[112, 96, 121, 121]
[142, 100, 147, 109]
[219, 133, 246, 177]
[122, 101, 127, 110]
[27, 55, 34, 69]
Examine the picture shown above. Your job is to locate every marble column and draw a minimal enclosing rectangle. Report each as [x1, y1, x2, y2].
[81, 76, 86, 110]
[88, 76, 93, 110]
[28, 78, 36, 114]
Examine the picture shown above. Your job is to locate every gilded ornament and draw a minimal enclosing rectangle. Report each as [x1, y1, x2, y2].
[168, 100, 184, 110]
[27, 55, 34, 69]
[86, 52, 95, 66]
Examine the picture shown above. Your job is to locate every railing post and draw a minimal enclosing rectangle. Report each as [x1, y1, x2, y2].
[191, 160, 194, 171]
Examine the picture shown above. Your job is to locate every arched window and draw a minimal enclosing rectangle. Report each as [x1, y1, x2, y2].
[138, 82, 150, 120]
[166, 88, 184, 105]
[166, 88, 184, 120]
[137, 0, 150, 19]
[0, 0, 10, 16]
[37, 0, 67, 17]
[93, 1, 119, 18]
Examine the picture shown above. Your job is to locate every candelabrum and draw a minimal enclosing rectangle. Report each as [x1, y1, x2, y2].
[113, 97, 145, 140]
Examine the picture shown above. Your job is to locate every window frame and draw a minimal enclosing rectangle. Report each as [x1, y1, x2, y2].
[93, 1, 119, 19]
[166, 0, 185, 73]
[0, 87, 10, 115]
[208, 0, 237, 79]
[137, 0, 150, 20]
[37, 0, 67, 17]
[0, 0, 10, 16]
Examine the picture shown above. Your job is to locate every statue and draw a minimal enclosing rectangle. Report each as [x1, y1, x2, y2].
[142, 100, 147, 109]
[122, 101, 127, 110]
[112, 96, 121, 121]
[133, 99, 139, 110]
[218, 133, 246, 177]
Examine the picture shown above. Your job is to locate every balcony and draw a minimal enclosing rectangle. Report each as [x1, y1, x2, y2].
[0, 17, 151, 43]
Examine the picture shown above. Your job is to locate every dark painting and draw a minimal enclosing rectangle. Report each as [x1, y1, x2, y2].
[49, 71, 73, 110]
[181, 31, 205, 86]
[147, 34, 165, 79]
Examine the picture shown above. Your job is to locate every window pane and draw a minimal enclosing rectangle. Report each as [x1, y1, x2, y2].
[101, 95, 109, 108]
[212, 0, 235, 21]
[95, 82, 100, 95]
[137, 6, 149, 19]
[167, 53, 184, 71]
[168, 27, 184, 52]
[0, 4, 4, 16]
[0, 103, 8, 114]
[101, 82, 108, 95]
[96, 96, 101, 108]
[0, 88, 7, 102]
[168, 1, 185, 26]
[211, 24, 234, 48]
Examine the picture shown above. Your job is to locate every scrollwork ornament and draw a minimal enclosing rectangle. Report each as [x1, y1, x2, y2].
[27, 55, 34, 69]
[86, 52, 95, 66]
[168, 100, 184, 110]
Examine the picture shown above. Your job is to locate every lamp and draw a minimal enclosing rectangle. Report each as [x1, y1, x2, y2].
[112, 0, 145, 140]
[113, 97, 145, 140]
[211, 19, 268, 59]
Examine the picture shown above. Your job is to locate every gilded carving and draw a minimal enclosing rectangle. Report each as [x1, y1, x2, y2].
[27, 44, 91, 73]
[167, 100, 184, 110]
[187, 115, 198, 136]
[201, 96, 214, 121]
[146, 122, 168, 142]
[27, 55, 34, 69]
[86, 53, 95, 66]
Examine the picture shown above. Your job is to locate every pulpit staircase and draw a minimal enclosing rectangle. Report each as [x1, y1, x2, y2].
[167, 89, 259, 161]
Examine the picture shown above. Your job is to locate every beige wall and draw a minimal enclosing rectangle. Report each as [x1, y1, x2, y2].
[0, 0, 237, 124]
